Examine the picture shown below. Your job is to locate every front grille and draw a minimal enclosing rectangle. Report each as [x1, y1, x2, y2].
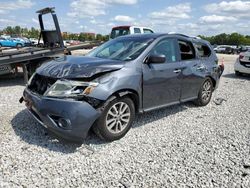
[28, 74, 57, 95]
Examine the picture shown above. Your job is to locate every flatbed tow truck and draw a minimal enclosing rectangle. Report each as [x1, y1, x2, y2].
[0, 7, 100, 83]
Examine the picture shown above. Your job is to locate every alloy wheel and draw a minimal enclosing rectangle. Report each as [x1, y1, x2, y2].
[105, 102, 131, 134]
[201, 80, 212, 102]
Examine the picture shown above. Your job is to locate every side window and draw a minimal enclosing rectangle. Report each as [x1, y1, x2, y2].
[151, 39, 177, 63]
[178, 40, 196, 60]
[143, 29, 153, 34]
[134, 28, 141, 34]
[194, 43, 211, 58]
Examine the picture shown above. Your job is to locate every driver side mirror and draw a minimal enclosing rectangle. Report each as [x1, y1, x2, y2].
[145, 54, 166, 64]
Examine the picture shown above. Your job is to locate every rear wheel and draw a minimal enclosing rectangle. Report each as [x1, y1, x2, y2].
[0, 43, 2, 47]
[194, 78, 213, 106]
[93, 97, 135, 141]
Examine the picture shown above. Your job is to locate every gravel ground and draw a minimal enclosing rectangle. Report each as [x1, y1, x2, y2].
[0, 54, 250, 187]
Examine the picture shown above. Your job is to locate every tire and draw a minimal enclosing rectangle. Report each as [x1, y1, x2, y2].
[16, 44, 22, 48]
[0, 43, 2, 48]
[93, 97, 135, 141]
[194, 78, 213, 106]
[235, 71, 242, 76]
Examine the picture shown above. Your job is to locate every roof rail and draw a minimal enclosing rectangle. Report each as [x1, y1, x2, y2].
[168, 32, 190, 38]
[190, 36, 201, 40]
[168, 32, 202, 40]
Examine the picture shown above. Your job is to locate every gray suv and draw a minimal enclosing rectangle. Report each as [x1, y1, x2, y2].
[20, 34, 223, 141]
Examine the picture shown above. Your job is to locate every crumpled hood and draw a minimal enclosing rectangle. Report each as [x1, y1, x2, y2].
[36, 56, 125, 79]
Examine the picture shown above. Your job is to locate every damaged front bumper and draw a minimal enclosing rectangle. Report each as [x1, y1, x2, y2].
[20, 89, 101, 141]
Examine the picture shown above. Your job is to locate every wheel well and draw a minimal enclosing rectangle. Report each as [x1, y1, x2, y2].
[110, 89, 140, 113]
[206, 76, 216, 88]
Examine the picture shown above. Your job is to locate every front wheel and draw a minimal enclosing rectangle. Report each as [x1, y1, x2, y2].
[194, 78, 213, 106]
[93, 97, 135, 141]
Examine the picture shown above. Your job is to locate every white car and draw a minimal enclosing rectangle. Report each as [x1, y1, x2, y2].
[29, 38, 39, 45]
[110, 26, 154, 39]
[235, 50, 250, 76]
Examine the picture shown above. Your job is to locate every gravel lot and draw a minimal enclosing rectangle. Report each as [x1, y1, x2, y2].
[0, 54, 250, 187]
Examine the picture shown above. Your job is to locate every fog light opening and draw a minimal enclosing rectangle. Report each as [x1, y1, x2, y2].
[58, 118, 71, 129]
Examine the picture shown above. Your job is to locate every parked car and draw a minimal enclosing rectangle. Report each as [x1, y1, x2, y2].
[13, 37, 31, 46]
[0, 38, 25, 48]
[29, 38, 39, 45]
[21, 33, 223, 141]
[214, 45, 233, 54]
[110, 26, 154, 39]
[235, 46, 249, 54]
[235, 49, 250, 76]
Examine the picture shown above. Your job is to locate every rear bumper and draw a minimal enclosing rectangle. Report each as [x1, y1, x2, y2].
[234, 59, 250, 74]
[22, 89, 101, 141]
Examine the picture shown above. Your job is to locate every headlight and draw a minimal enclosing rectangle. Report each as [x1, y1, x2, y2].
[44, 80, 99, 98]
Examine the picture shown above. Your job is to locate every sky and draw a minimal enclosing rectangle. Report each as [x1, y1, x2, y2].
[0, 0, 249, 36]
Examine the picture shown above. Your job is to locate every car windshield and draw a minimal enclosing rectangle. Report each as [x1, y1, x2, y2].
[87, 37, 154, 61]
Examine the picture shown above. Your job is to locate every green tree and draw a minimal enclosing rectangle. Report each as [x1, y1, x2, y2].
[14, 26, 21, 35]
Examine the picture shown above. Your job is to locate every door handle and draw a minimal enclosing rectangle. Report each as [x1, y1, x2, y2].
[173, 69, 181, 73]
[197, 66, 205, 71]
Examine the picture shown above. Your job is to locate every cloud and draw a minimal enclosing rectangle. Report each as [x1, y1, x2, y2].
[68, 0, 137, 18]
[149, 3, 191, 20]
[106, 0, 137, 4]
[32, 18, 39, 24]
[199, 15, 237, 24]
[204, 1, 250, 18]
[0, 0, 34, 14]
[0, 18, 14, 24]
[0, 10, 7, 14]
[114, 15, 135, 22]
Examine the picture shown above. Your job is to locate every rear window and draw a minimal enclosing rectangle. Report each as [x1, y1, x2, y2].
[194, 43, 211, 58]
[110, 28, 130, 39]
[143, 29, 154, 34]
[178, 40, 196, 60]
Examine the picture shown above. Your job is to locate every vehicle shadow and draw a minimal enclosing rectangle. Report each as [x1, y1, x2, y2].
[0, 73, 25, 87]
[223, 73, 250, 80]
[132, 103, 192, 129]
[11, 110, 82, 154]
[11, 103, 193, 153]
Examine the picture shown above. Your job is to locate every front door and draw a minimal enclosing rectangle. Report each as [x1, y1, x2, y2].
[142, 38, 182, 110]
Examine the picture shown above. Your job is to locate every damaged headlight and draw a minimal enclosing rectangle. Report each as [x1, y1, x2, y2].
[44, 80, 99, 98]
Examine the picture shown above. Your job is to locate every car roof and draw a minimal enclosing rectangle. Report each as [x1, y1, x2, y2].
[116, 33, 210, 44]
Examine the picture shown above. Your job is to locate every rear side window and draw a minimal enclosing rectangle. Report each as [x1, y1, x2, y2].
[195, 43, 211, 58]
[178, 40, 196, 60]
[134, 28, 141, 34]
[143, 29, 153, 34]
[110, 28, 130, 39]
[151, 38, 177, 63]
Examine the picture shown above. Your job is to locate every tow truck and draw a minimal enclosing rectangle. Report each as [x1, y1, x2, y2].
[0, 7, 100, 83]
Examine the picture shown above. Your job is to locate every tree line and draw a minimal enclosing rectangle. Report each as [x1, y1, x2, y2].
[0, 26, 40, 38]
[1, 26, 249, 45]
[199, 33, 250, 46]
[0, 26, 109, 41]
[62, 33, 109, 42]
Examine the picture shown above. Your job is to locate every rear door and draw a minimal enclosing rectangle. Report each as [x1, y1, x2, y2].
[142, 38, 183, 110]
[177, 39, 205, 101]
